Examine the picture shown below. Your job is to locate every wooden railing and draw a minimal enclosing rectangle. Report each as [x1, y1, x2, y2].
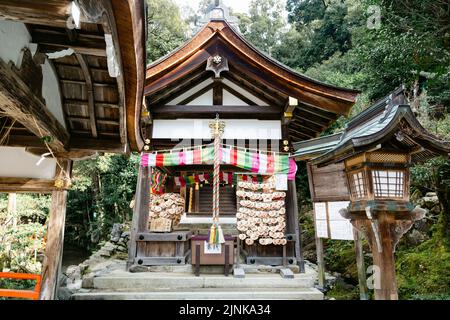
[0, 272, 41, 300]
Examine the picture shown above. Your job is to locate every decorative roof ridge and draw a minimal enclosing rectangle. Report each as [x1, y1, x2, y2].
[345, 85, 406, 131]
[311, 103, 450, 166]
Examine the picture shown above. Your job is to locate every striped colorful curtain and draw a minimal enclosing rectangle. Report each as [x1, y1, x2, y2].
[141, 146, 297, 180]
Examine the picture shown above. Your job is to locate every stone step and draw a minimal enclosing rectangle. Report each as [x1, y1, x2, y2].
[72, 287, 323, 300]
[91, 273, 315, 290]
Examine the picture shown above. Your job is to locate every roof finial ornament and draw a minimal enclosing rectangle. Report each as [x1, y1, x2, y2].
[198, 0, 239, 28]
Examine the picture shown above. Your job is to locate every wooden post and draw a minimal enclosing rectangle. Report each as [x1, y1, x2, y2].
[194, 183, 200, 212]
[365, 212, 398, 300]
[127, 165, 150, 270]
[288, 179, 305, 272]
[39, 160, 71, 300]
[343, 207, 425, 300]
[39, 189, 67, 300]
[353, 227, 369, 300]
[7, 193, 17, 227]
[315, 237, 326, 289]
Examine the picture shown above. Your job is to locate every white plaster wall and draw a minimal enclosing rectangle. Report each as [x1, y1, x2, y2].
[187, 90, 213, 105]
[0, 20, 31, 66]
[42, 59, 66, 128]
[167, 79, 213, 105]
[0, 147, 57, 179]
[223, 89, 248, 105]
[222, 78, 269, 106]
[152, 119, 282, 140]
[0, 19, 66, 129]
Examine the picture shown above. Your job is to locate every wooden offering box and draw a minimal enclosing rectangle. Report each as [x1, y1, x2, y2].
[191, 235, 234, 276]
[135, 231, 192, 266]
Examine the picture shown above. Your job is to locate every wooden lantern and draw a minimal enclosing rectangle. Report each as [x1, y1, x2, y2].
[344, 151, 410, 203]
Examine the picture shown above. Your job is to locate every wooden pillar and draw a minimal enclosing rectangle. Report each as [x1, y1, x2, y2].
[288, 179, 305, 272]
[353, 228, 368, 300]
[194, 183, 200, 212]
[7, 193, 17, 227]
[315, 237, 326, 288]
[40, 160, 71, 300]
[343, 207, 424, 300]
[127, 165, 150, 269]
[40, 190, 68, 300]
[365, 212, 398, 300]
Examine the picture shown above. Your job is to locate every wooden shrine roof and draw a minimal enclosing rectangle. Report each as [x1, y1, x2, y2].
[144, 18, 359, 143]
[0, 0, 146, 156]
[293, 87, 450, 165]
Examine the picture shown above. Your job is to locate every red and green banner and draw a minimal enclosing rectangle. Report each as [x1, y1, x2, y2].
[141, 145, 297, 180]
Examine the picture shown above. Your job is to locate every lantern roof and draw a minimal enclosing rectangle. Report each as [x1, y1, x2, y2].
[293, 87, 450, 165]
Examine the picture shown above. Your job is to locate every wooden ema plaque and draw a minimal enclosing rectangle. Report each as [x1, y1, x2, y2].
[149, 217, 172, 232]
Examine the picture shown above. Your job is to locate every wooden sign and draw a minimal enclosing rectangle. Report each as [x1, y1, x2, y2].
[149, 218, 172, 233]
[313, 201, 354, 240]
[307, 162, 350, 202]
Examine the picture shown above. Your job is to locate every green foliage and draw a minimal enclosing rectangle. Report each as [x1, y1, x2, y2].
[0, 194, 49, 273]
[65, 153, 139, 251]
[146, 0, 189, 63]
[237, 0, 287, 55]
[396, 228, 450, 300]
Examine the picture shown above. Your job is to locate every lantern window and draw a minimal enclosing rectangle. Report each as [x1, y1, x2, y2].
[350, 170, 367, 199]
[372, 170, 404, 198]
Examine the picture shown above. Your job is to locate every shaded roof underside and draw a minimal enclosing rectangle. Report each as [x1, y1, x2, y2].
[0, 0, 145, 154]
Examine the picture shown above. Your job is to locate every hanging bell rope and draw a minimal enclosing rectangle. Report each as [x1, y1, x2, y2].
[208, 114, 226, 245]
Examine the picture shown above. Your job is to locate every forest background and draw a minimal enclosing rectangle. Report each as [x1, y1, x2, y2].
[0, 0, 448, 300]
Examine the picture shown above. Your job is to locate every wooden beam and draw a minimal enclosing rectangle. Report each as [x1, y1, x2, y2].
[289, 121, 320, 137]
[293, 109, 333, 127]
[67, 116, 119, 126]
[299, 103, 337, 121]
[76, 54, 98, 138]
[213, 80, 223, 105]
[151, 105, 281, 120]
[65, 99, 120, 110]
[0, 178, 56, 193]
[224, 69, 286, 106]
[69, 137, 125, 152]
[0, 0, 71, 28]
[0, 58, 69, 153]
[147, 67, 209, 104]
[40, 159, 71, 300]
[32, 32, 106, 57]
[283, 97, 297, 124]
[288, 127, 316, 139]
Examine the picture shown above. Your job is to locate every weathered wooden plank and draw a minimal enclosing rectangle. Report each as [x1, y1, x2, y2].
[40, 160, 71, 300]
[288, 179, 305, 272]
[69, 137, 124, 152]
[135, 256, 188, 266]
[32, 32, 106, 57]
[136, 231, 192, 242]
[315, 237, 326, 289]
[308, 162, 350, 202]
[0, 178, 56, 193]
[0, 58, 69, 153]
[354, 228, 369, 300]
[0, 0, 70, 27]
[245, 257, 296, 265]
[127, 165, 150, 269]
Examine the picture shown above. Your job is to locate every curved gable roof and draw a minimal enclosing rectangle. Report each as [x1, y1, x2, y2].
[145, 19, 359, 116]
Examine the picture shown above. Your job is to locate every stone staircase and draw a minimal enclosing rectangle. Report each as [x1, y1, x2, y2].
[71, 265, 323, 300]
